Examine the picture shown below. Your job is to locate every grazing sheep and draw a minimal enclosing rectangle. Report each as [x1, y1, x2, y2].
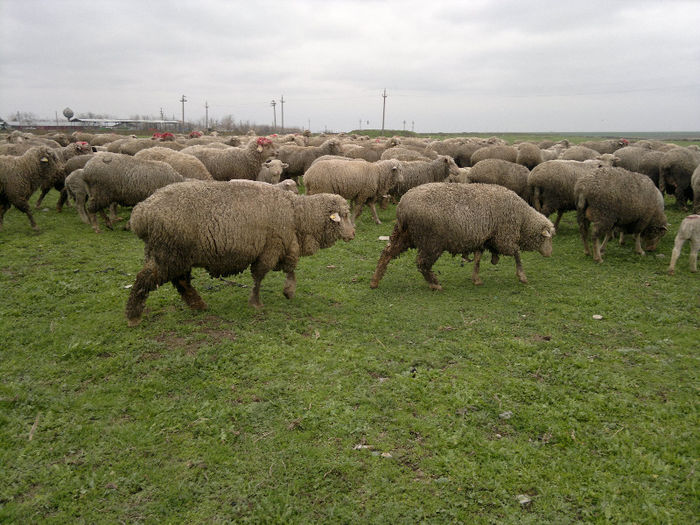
[340, 137, 401, 162]
[276, 138, 342, 178]
[579, 139, 629, 154]
[257, 159, 289, 184]
[370, 183, 554, 289]
[82, 153, 184, 233]
[426, 138, 484, 167]
[380, 146, 435, 161]
[658, 147, 700, 208]
[135, 147, 213, 180]
[470, 145, 518, 166]
[613, 146, 664, 186]
[33, 142, 94, 209]
[390, 156, 461, 199]
[52, 153, 95, 212]
[0, 146, 63, 231]
[467, 159, 532, 203]
[515, 142, 543, 170]
[668, 214, 700, 274]
[528, 160, 601, 230]
[574, 167, 668, 263]
[125, 180, 355, 325]
[446, 167, 472, 183]
[187, 137, 277, 181]
[560, 145, 600, 162]
[303, 158, 403, 224]
[692, 165, 700, 213]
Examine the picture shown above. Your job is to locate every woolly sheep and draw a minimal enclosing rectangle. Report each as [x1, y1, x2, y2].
[692, 165, 700, 213]
[380, 147, 435, 162]
[613, 146, 664, 186]
[390, 156, 461, 199]
[52, 153, 95, 212]
[527, 160, 601, 230]
[257, 159, 289, 184]
[658, 147, 700, 208]
[668, 214, 700, 274]
[33, 142, 94, 209]
[426, 138, 483, 167]
[125, 180, 355, 325]
[470, 145, 518, 166]
[276, 138, 343, 178]
[467, 159, 532, 203]
[370, 183, 554, 289]
[560, 145, 600, 162]
[303, 158, 403, 224]
[0, 146, 63, 231]
[187, 137, 277, 181]
[82, 153, 185, 233]
[579, 139, 629, 154]
[340, 137, 401, 162]
[446, 167, 472, 183]
[574, 167, 668, 263]
[134, 147, 213, 180]
[515, 142, 543, 170]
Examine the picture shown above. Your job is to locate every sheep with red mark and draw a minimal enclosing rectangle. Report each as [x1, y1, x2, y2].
[187, 137, 277, 180]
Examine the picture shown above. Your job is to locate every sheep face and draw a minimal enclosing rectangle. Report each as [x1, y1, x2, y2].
[641, 223, 668, 251]
[536, 229, 554, 257]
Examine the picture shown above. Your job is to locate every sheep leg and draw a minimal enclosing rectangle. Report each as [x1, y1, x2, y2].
[125, 260, 161, 326]
[352, 201, 365, 223]
[100, 209, 114, 230]
[633, 233, 645, 256]
[57, 188, 69, 212]
[368, 200, 382, 224]
[416, 249, 442, 291]
[491, 253, 500, 265]
[0, 199, 8, 230]
[14, 200, 38, 231]
[248, 260, 271, 309]
[75, 194, 90, 224]
[553, 210, 564, 230]
[283, 271, 296, 300]
[370, 225, 412, 288]
[690, 239, 699, 272]
[577, 213, 591, 257]
[34, 187, 51, 209]
[514, 251, 528, 283]
[471, 250, 484, 285]
[172, 273, 207, 311]
[109, 203, 121, 223]
[668, 237, 685, 275]
[592, 229, 605, 263]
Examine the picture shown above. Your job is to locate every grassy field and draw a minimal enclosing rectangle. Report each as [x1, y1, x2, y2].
[0, 174, 698, 522]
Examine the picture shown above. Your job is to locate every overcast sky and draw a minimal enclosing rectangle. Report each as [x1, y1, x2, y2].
[1, 0, 698, 133]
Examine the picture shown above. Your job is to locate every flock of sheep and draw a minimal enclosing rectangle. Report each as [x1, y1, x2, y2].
[1, 128, 698, 325]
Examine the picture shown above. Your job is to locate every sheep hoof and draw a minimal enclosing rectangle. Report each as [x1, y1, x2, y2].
[472, 278, 483, 286]
[429, 283, 442, 291]
[518, 276, 528, 284]
[667, 269, 675, 275]
[127, 317, 141, 327]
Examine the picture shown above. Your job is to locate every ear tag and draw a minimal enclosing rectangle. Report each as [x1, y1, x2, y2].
[257, 145, 263, 152]
[330, 212, 341, 223]
[40, 157, 49, 162]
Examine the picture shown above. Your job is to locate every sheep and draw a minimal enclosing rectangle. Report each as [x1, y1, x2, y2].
[527, 160, 602, 230]
[574, 167, 668, 263]
[303, 158, 403, 224]
[579, 139, 629, 154]
[257, 159, 289, 184]
[613, 146, 664, 186]
[667, 215, 700, 274]
[560, 145, 600, 162]
[426, 138, 484, 167]
[515, 142, 543, 170]
[370, 183, 554, 289]
[82, 153, 185, 233]
[470, 145, 518, 166]
[380, 147, 435, 161]
[467, 159, 532, 203]
[33, 142, 94, 209]
[134, 147, 213, 180]
[692, 165, 700, 213]
[446, 167, 472, 183]
[0, 146, 63, 231]
[340, 137, 401, 162]
[658, 147, 700, 208]
[187, 137, 277, 181]
[51, 153, 95, 212]
[276, 138, 342, 178]
[124, 180, 355, 325]
[389, 156, 461, 199]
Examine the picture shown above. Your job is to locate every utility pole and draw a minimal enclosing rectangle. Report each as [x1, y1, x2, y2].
[280, 95, 285, 132]
[412, 121, 415, 132]
[403, 120, 406, 131]
[179, 95, 187, 132]
[271, 99, 277, 131]
[308, 119, 311, 132]
[55, 111, 59, 127]
[205, 101, 209, 130]
[359, 119, 362, 131]
[159, 107, 165, 121]
[381, 88, 387, 136]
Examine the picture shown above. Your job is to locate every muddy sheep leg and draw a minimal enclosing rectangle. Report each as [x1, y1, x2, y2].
[471, 250, 484, 285]
[14, 199, 39, 231]
[370, 225, 411, 288]
[172, 271, 207, 311]
[514, 251, 528, 283]
[126, 260, 163, 326]
[416, 248, 443, 291]
[34, 187, 51, 209]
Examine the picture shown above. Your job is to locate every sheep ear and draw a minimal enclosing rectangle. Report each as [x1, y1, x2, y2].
[283, 163, 289, 168]
[330, 212, 341, 223]
[542, 229, 552, 238]
[257, 145, 263, 152]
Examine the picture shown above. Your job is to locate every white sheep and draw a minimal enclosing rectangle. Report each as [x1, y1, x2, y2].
[668, 215, 700, 274]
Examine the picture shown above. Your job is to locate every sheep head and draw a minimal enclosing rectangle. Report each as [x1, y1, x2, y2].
[256, 137, 273, 152]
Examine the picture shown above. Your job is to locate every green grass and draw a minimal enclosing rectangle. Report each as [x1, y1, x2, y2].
[0, 183, 698, 523]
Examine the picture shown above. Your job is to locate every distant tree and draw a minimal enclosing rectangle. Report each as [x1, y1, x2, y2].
[220, 114, 235, 131]
[9, 111, 37, 125]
